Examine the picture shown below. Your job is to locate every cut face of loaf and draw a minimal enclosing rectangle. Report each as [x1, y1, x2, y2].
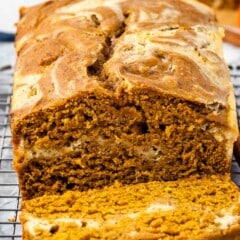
[11, 0, 238, 200]
[20, 176, 240, 240]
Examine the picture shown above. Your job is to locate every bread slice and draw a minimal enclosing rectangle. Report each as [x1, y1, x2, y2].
[20, 175, 240, 240]
[11, 0, 238, 200]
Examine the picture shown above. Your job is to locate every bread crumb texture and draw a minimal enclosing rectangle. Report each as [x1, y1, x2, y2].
[21, 176, 240, 240]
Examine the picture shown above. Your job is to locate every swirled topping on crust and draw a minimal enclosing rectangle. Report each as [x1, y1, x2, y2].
[12, 0, 230, 120]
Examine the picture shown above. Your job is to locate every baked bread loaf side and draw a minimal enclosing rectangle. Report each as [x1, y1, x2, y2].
[20, 175, 240, 240]
[11, 0, 238, 200]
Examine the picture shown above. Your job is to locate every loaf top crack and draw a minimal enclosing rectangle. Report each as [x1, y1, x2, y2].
[11, 0, 236, 130]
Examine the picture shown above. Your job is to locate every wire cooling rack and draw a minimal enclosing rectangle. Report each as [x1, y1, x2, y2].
[0, 43, 21, 240]
[0, 42, 240, 240]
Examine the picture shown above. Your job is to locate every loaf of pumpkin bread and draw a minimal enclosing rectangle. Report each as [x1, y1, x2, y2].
[11, 0, 238, 200]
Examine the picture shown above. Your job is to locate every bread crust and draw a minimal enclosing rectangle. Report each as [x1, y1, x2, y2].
[11, 0, 234, 121]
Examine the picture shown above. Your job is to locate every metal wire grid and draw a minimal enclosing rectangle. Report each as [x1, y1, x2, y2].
[0, 53, 240, 240]
[231, 65, 240, 187]
[0, 70, 21, 240]
[231, 65, 240, 128]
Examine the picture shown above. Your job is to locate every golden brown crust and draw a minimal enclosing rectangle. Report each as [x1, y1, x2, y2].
[11, 0, 234, 123]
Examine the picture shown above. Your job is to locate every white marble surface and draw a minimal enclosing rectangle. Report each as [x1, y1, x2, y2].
[0, 0, 43, 33]
[223, 43, 240, 66]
